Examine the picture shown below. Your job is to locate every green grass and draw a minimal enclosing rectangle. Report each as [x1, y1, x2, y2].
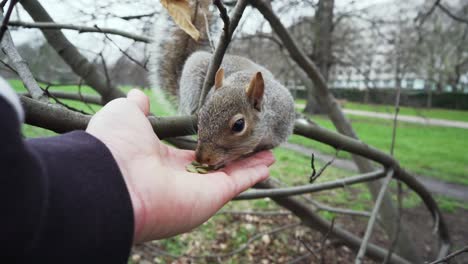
[296, 98, 468, 122]
[289, 115, 468, 185]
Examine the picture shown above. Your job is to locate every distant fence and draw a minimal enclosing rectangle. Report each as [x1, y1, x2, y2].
[293, 88, 468, 110]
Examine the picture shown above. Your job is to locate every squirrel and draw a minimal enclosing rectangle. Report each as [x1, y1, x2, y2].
[150, 0, 296, 168]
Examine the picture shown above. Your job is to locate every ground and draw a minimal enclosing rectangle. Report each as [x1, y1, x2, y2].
[129, 206, 468, 263]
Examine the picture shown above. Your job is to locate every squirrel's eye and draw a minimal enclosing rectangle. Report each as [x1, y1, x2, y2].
[232, 118, 245, 133]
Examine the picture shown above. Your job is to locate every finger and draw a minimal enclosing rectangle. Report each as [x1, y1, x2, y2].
[222, 151, 275, 175]
[127, 89, 150, 116]
[224, 164, 270, 196]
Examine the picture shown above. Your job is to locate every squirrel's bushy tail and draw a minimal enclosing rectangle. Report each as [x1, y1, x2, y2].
[149, 0, 212, 114]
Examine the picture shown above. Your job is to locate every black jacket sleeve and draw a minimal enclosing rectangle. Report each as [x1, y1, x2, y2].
[0, 97, 134, 263]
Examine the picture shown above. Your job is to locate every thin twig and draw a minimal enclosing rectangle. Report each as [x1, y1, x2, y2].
[214, 0, 230, 31]
[0, 0, 8, 9]
[384, 59, 404, 263]
[8, 20, 152, 42]
[309, 149, 338, 183]
[41, 86, 90, 115]
[0, 57, 18, 74]
[426, 245, 468, 264]
[96, 26, 148, 71]
[99, 53, 112, 91]
[437, 2, 468, 24]
[119, 11, 156, 21]
[0, 13, 47, 102]
[217, 210, 291, 216]
[307, 199, 374, 220]
[0, 0, 18, 42]
[78, 78, 97, 113]
[355, 169, 395, 264]
[235, 170, 386, 200]
[320, 218, 336, 264]
[298, 237, 320, 260]
[197, 0, 248, 109]
[203, 11, 215, 52]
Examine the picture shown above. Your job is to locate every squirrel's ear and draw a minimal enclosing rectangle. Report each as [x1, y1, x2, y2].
[214, 68, 224, 89]
[246, 72, 264, 111]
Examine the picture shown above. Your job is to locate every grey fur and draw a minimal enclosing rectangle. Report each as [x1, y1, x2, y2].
[181, 51, 296, 166]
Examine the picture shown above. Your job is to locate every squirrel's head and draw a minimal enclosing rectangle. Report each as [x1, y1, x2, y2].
[196, 69, 265, 168]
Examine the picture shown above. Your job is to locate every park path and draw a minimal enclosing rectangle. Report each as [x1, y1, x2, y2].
[342, 109, 468, 129]
[281, 142, 468, 201]
[295, 104, 468, 129]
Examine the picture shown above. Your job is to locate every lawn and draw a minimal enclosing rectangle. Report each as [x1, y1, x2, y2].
[289, 114, 468, 185]
[296, 98, 468, 122]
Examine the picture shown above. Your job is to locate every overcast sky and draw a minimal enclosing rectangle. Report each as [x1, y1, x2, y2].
[7, 0, 437, 62]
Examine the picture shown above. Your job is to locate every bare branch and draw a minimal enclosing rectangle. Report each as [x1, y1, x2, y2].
[8, 20, 152, 43]
[437, 2, 468, 24]
[307, 199, 374, 220]
[0, 13, 47, 102]
[19, 0, 125, 102]
[217, 210, 291, 216]
[97, 27, 148, 71]
[0, 0, 18, 41]
[119, 12, 157, 21]
[356, 169, 394, 263]
[427, 245, 468, 264]
[309, 150, 338, 183]
[20, 91, 102, 105]
[384, 51, 405, 263]
[214, 0, 230, 30]
[19, 96, 197, 139]
[197, 0, 249, 109]
[234, 170, 386, 200]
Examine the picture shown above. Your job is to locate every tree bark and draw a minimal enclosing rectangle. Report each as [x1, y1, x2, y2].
[20, 0, 125, 103]
[304, 0, 334, 115]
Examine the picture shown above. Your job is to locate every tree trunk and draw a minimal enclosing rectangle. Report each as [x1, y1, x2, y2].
[304, 0, 333, 115]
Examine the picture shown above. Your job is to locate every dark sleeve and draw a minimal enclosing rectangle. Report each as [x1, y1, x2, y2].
[0, 98, 134, 263]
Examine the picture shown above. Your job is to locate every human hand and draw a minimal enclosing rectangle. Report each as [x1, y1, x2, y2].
[86, 89, 274, 243]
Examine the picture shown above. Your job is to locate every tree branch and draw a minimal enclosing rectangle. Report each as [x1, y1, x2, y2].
[19, 0, 125, 102]
[8, 20, 152, 42]
[355, 169, 394, 263]
[437, 2, 468, 24]
[197, 0, 249, 109]
[20, 96, 197, 139]
[427, 245, 468, 264]
[234, 170, 385, 200]
[0, 0, 18, 41]
[0, 13, 47, 102]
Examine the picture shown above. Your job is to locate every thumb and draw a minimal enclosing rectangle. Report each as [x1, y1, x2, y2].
[127, 89, 150, 116]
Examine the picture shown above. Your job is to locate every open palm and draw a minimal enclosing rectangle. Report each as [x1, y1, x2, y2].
[86, 89, 274, 243]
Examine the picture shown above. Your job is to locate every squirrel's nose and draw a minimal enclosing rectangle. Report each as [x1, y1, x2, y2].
[195, 145, 214, 165]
